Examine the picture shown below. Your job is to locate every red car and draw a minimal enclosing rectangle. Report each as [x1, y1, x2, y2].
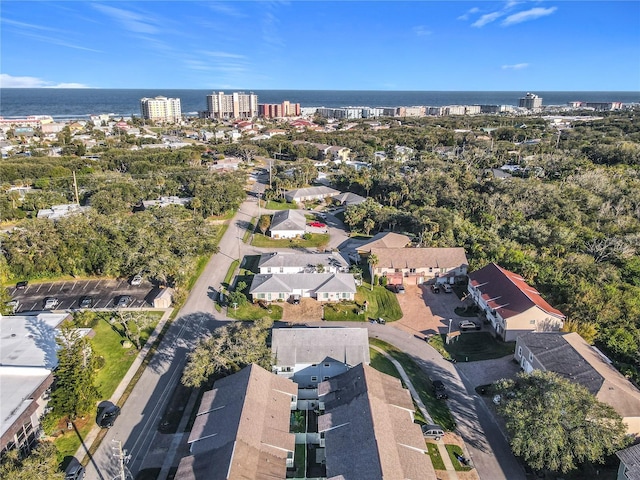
[309, 221, 326, 228]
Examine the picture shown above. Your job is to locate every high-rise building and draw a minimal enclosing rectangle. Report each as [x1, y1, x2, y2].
[519, 93, 543, 111]
[140, 96, 182, 123]
[206, 92, 258, 120]
[258, 101, 301, 118]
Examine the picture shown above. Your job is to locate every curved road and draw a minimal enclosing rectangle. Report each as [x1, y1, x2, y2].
[83, 172, 523, 480]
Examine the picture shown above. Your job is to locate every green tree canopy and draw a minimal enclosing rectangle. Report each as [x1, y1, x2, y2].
[0, 441, 63, 480]
[181, 319, 273, 388]
[494, 370, 628, 474]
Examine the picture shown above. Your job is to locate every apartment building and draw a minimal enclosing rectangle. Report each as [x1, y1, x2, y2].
[258, 100, 301, 118]
[519, 92, 543, 111]
[139, 96, 182, 123]
[205, 91, 258, 120]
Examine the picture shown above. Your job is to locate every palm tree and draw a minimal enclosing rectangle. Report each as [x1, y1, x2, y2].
[367, 253, 379, 291]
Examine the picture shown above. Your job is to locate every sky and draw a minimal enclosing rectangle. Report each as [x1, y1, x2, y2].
[1, 1, 639, 91]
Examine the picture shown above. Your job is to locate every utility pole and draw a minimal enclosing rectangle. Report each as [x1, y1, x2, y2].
[72, 171, 80, 205]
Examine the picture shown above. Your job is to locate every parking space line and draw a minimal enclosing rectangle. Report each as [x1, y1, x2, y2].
[34, 285, 42, 293]
[29, 303, 37, 311]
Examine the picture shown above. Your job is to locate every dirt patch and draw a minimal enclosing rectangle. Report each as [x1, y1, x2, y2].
[281, 298, 323, 323]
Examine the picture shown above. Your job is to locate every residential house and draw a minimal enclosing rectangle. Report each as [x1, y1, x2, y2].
[356, 232, 411, 254]
[258, 252, 349, 275]
[318, 363, 437, 480]
[1, 313, 71, 454]
[515, 332, 640, 437]
[467, 263, 565, 342]
[37, 203, 89, 220]
[269, 209, 307, 239]
[333, 191, 366, 206]
[616, 443, 640, 480]
[328, 146, 350, 163]
[271, 327, 370, 390]
[141, 196, 193, 209]
[284, 186, 340, 204]
[368, 247, 468, 286]
[249, 272, 356, 303]
[176, 364, 297, 480]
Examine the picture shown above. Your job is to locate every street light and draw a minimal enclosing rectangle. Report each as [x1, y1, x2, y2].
[447, 318, 453, 344]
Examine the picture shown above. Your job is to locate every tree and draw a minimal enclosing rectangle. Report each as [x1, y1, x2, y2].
[227, 281, 248, 307]
[258, 214, 271, 234]
[367, 253, 379, 291]
[48, 321, 100, 420]
[0, 441, 63, 480]
[112, 310, 154, 349]
[181, 319, 273, 388]
[493, 370, 628, 474]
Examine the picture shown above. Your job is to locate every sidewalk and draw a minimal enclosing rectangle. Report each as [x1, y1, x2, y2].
[74, 308, 174, 464]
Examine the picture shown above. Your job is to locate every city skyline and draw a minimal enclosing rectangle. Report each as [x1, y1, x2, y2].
[1, 1, 639, 91]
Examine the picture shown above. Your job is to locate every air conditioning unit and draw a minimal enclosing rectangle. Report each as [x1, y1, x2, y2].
[319, 438, 325, 447]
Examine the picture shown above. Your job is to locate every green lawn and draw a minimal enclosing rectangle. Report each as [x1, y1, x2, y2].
[369, 348, 401, 379]
[323, 302, 366, 321]
[264, 199, 297, 210]
[440, 332, 515, 362]
[426, 442, 446, 470]
[227, 303, 283, 321]
[223, 259, 240, 287]
[445, 444, 474, 472]
[356, 285, 403, 321]
[187, 255, 211, 290]
[369, 338, 456, 430]
[251, 233, 330, 249]
[242, 218, 256, 243]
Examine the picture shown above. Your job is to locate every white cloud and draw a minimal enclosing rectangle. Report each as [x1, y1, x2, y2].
[92, 4, 159, 34]
[413, 26, 432, 37]
[502, 63, 529, 70]
[502, 7, 557, 26]
[200, 51, 246, 59]
[457, 7, 480, 21]
[472, 11, 503, 28]
[207, 3, 246, 18]
[0, 74, 90, 88]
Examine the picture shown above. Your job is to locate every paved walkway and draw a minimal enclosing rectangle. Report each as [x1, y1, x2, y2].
[370, 345, 460, 480]
[74, 308, 174, 464]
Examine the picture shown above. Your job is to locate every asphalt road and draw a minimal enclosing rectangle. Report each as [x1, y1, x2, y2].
[82, 171, 523, 480]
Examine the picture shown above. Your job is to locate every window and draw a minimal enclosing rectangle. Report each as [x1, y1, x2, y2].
[429, 267, 433, 272]
[518, 346, 522, 357]
[311, 376, 318, 382]
[267, 267, 271, 273]
[529, 352, 533, 362]
[257, 293, 265, 299]
[280, 267, 284, 273]
[323, 293, 329, 299]
[279, 292, 285, 299]
[324, 363, 330, 367]
[323, 376, 329, 380]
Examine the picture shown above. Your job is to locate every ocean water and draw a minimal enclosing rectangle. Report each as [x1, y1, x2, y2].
[0, 89, 637, 120]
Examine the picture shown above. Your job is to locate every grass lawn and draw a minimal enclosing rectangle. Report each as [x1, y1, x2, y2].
[251, 233, 329, 249]
[293, 444, 306, 478]
[227, 302, 283, 321]
[323, 302, 366, 321]
[223, 259, 240, 287]
[369, 338, 456, 430]
[53, 312, 161, 461]
[441, 332, 515, 362]
[426, 442, 446, 470]
[356, 285, 403, 321]
[243, 218, 256, 243]
[187, 255, 211, 290]
[445, 444, 474, 472]
[369, 348, 401, 379]
[264, 199, 297, 210]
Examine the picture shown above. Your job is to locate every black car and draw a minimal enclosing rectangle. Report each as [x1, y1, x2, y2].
[115, 295, 132, 308]
[433, 379, 448, 399]
[65, 463, 85, 480]
[79, 296, 94, 308]
[16, 281, 28, 290]
[98, 406, 120, 428]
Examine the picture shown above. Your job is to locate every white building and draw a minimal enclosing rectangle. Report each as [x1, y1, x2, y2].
[140, 96, 182, 123]
[205, 91, 258, 120]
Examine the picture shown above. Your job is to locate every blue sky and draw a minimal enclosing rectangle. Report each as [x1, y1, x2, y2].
[1, 1, 639, 90]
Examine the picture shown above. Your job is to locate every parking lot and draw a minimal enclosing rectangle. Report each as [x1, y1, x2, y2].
[8, 278, 155, 312]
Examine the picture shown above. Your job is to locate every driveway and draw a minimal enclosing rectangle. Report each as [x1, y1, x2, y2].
[455, 356, 521, 389]
[392, 284, 472, 339]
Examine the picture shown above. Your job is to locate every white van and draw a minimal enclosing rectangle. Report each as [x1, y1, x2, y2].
[421, 424, 444, 440]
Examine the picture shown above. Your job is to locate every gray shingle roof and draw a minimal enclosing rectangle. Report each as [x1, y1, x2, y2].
[270, 209, 306, 231]
[356, 232, 411, 252]
[318, 364, 436, 480]
[272, 327, 370, 367]
[369, 247, 468, 271]
[258, 252, 348, 271]
[177, 364, 297, 480]
[334, 192, 366, 205]
[617, 443, 640, 480]
[249, 273, 356, 294]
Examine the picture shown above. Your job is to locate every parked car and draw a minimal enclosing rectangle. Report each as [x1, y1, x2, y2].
[459, 320, 481, 332]
[431, 284, 440, 293]
[79, 296, 94, 309]
[309, 221, 326, 228]
[443, 284, 453, 293]
[316, 212, 327, 219]
[376, 317, 386, 325]
[65, 463, 85, 480]
[396, 284, 405, 294]
[130, 274, 143, 286]
[115, 295, 132, 308]
[432, 379, 448, 399]
[421, 424, 444, 440]
[290, 294, 301, 305]
[97, 405, 120, 428]
[16, 281, 28, 290]
[44, 297, 60, 310]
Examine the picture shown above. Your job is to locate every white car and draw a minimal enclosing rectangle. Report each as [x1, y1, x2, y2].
[44, 297, 60, 309]
[130, 274, 143, 286]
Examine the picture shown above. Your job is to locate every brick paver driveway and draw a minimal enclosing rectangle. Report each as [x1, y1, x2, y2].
[391, 284, 472, 338]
